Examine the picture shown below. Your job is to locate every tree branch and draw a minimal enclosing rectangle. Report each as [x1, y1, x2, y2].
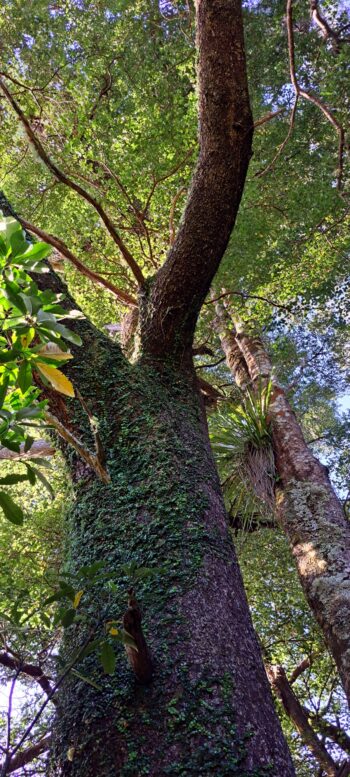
[20, 218, 137, 306]
[310, 0, 343, 52]
[140, 0, 253, 359]
[4, 734, 51, 774]
[289, 655, 312, 684]
[286, 0, 346, 189]
[45, 411, 110, 484]
[253, 107, 287, 128]
[207, 289, 291, 312]
[311, 717, 350, 757]
[266, 664, 338, 777]
[0, 77, 144, 285]
[0, 652, 56, 704]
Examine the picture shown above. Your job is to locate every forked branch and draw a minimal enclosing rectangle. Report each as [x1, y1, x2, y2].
[286, 0, 346, 189]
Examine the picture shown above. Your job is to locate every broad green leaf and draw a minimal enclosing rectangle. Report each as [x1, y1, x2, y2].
[61, 607, 76, 627]
[0, 473, 29, 485]
[17, 361, 32, 394]
[0, 492, 24, 525]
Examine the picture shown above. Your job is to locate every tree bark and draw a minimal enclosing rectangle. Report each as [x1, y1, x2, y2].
[216, 303, 350, 707]
[47, 351, 295, 776]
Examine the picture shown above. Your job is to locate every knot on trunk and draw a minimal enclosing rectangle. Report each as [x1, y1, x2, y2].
[123, 588, 153, 684]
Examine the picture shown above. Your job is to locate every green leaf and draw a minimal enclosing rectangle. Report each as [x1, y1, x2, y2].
[16, 242, 51, 262]
[61, 607, 76, 628]
[77, 560, 105, 579]
[0, 217, 20, 243]
[24, 435, 34, 452]
[79, 638, 102, 659]
[46, 322, 82, 346]
[10, 229, 28, 258]
[17, 361, 33, 394]
[28, 466, 54, 499]
[70, 669, 102, 690]
[100, 641, 116, 674]
[25, 464, 37, 485]
[16, 405, 42, 420]
[0, 473, 29, 486]
[0, 376, 9, 408]
[0, 492, 24, 525]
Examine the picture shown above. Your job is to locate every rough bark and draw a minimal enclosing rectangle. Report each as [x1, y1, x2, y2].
[46, 351, 295, 776]
[1, 218, 295, 773]
[141, 0, 253, 359]
[216, 305, 350, 707]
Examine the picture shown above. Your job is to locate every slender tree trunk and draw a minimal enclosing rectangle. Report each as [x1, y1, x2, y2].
[266, 665, 340, 777]
[216, 302, 350, 706]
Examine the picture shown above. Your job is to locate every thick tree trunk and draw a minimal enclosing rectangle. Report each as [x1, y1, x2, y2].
[216, 303, 350, 706]
[47, 338, 295, 776]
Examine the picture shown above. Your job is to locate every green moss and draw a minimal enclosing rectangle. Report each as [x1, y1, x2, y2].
[50, 359, 274, 776]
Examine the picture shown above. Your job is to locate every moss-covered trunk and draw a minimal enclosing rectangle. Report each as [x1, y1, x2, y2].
[216, 302, 350, 708]
[49, 350, 294, 776]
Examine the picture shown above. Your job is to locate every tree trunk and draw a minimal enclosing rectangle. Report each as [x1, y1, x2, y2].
[216, 302, 350, 706]
[47, 335, 295, 775]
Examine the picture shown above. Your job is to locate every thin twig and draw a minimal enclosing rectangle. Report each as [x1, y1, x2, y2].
[4, 734, 52, 775]
[91, 160, 158, 269]
[143, 147, 194, 215]
[0, 670, 20, 777]
[255, 96, 298, 178]
[7, 632, 96, 766]
[206, 289, 291, 312]
[253, 107, 287, 128]
[195, 356, 226, 370]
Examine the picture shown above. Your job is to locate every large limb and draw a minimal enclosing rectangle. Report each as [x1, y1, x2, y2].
[141, 0, 253, 359]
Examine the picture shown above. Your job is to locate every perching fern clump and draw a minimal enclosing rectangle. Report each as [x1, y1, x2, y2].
[209, 382, 276, 532]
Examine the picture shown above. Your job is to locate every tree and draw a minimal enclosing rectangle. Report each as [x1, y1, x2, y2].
[1, 0, 349, 774]
[214, 300, 350, 706]
[0, 1, 297, 775]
